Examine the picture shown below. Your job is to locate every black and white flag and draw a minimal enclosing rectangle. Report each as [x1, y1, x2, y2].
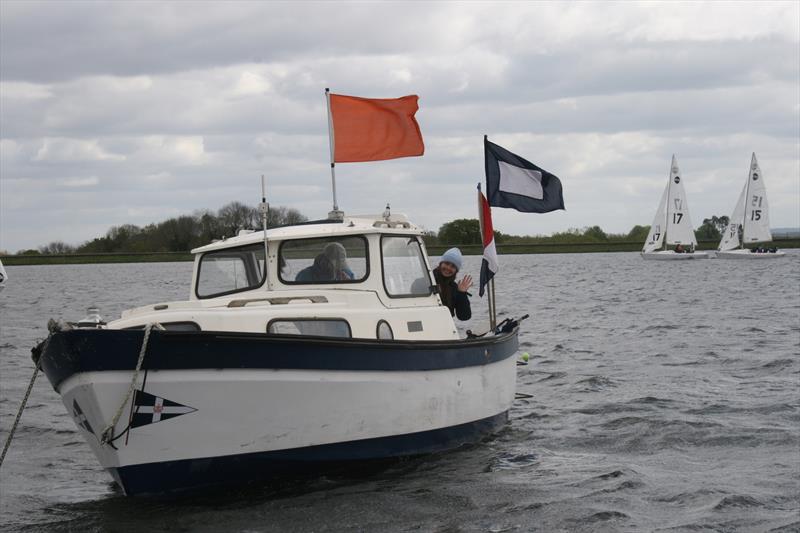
[131, 390, 196, 429]
[484, 136, 565, 213]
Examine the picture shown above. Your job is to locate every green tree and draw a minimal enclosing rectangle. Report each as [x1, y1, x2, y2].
[438, 219, 482, 245]
[696, 215, 730, 241]
[39, 241, 75, 254]
[627, 225, 651, 242]
[582, 225, 608, 241]
[437, 219, 505, 245]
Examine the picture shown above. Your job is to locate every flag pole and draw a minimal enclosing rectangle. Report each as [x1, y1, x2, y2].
[478, 182, 497, 331]
[260, 174, 272, 291]
[325, 88, 343, 220]
[490, 278, 497, 332]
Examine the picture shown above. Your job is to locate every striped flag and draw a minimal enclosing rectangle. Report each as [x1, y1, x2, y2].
[479, 186, 498, 297]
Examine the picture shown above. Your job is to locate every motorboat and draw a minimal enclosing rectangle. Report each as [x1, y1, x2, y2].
[641, 155, 709, 260]
[33, 212, 521, 496]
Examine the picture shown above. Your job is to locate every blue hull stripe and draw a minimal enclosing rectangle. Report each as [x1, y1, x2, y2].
[37, 329, 518, 390]
[111, 411, 509, 496]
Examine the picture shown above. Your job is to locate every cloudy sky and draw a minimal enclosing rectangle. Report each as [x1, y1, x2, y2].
[1, 1, 798, 253]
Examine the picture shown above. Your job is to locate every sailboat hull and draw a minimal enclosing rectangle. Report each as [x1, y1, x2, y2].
[716, 249, 786, 259]
[641, 251, 709, 260]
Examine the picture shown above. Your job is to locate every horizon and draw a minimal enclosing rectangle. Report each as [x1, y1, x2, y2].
[1, 2, 798, 252]
[3, 202, 800, 255]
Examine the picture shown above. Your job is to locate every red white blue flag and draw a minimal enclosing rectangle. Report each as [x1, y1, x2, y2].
[478, 186, 498, 297]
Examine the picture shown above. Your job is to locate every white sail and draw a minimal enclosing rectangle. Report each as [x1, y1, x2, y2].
[643, 182, 668, 252]
[0, 259, 6, 288]
[718, 182, 746, 251]
[742, 153, 772, 244]
[664, 156, 697, 246]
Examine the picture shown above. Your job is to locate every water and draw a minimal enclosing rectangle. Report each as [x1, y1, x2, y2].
[1, 253, 798, 532]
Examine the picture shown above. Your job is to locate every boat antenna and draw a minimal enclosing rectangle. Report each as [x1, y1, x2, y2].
[325, 88, 344, 221]
[260, 174, 272, 290]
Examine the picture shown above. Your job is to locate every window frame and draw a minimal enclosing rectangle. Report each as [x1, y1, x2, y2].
[376, 320, 394, 340]
[379, 234, 434, 299]
[123, 321, 201, 332]
[266, 317, 353, 338]
[195, 243, 267, 300]
[278, 235, 370, 286]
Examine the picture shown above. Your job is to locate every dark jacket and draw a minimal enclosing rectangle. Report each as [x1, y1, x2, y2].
[433, 267, 471, 321]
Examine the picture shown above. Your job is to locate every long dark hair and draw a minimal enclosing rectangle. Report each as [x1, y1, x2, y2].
[433, 267, 454, 310]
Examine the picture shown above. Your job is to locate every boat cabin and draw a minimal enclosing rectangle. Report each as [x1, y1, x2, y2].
[112, 214, 460, 340]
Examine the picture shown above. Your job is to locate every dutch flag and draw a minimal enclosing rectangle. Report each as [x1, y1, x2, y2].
[478, 186, 498, 297]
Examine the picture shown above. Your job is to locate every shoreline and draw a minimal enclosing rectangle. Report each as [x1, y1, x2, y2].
[3, 238, 798, 266]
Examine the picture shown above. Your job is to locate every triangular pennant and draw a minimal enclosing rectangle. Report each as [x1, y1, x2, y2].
[130, 390, 196, 429]
[72, 399, 95, 436]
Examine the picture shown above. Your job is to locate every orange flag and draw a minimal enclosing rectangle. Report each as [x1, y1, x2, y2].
[329, 94, 425, 162]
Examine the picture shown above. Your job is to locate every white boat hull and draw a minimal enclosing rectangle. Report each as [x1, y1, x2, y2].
[36, 329, 519, 495]
[641, 250, 710, 260]
[716, 249, 786, 259]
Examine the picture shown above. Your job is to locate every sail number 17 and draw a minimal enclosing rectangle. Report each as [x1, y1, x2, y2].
[672, 212, 683, 224]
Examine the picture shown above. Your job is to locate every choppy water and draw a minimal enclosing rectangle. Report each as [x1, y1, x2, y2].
[1, 253, 798, 532]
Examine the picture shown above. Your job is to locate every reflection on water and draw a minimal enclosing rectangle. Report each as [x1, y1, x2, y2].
[1, 252, 799, 532]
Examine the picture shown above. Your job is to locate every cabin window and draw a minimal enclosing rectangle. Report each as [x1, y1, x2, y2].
[376, 320, 394, 340]
[279, 236, 368, 285]
[196, 243, 266, 298]
[267, 319, 351, 338]
[122, 322, 201, 331]
[381, 236, 433, 298]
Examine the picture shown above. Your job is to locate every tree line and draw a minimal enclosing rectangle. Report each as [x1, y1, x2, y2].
[425, 215, 731, 246]
[17, 202, 307, 256]
[15, 206, 731, 256]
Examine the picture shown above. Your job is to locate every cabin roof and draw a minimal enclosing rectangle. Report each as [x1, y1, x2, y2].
[191, 213, 423, 254]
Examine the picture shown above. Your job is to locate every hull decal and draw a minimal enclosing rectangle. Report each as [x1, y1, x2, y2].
[131, 390, 197, 429]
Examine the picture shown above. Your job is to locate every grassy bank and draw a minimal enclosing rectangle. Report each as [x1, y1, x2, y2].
[427, 238, 800, 257]
[3, 238, 798, 266]
[1, 252, 193, 266]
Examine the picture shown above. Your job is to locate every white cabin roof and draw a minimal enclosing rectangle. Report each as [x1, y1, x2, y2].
[191, 213, 423, 254]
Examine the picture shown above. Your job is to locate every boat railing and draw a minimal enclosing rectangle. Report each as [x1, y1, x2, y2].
[227, 296, 329, 307]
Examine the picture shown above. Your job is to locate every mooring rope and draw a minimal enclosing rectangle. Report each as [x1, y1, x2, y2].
[0, 366, 39, 469]
[100, 322, 163, 445]
[0, 320, 66, 469]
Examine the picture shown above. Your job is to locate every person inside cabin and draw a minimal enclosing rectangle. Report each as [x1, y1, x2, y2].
[432, 247, 472, 321]
[295, 242, 354, 282]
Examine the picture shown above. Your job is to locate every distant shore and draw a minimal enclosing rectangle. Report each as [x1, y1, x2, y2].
[3, 238, 798, 266]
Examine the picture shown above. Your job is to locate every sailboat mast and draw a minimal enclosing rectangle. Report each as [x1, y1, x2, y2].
[664, 157, 674, 251]
[740, 154, 754, 250]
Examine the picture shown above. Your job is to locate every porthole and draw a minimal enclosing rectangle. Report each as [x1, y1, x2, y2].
[376, 320, 394, 340]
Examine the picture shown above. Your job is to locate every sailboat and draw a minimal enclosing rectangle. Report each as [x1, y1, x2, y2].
[641, 155, 708, 260]
[0, 259, 7, 291]
[717, 153, 785, 259]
